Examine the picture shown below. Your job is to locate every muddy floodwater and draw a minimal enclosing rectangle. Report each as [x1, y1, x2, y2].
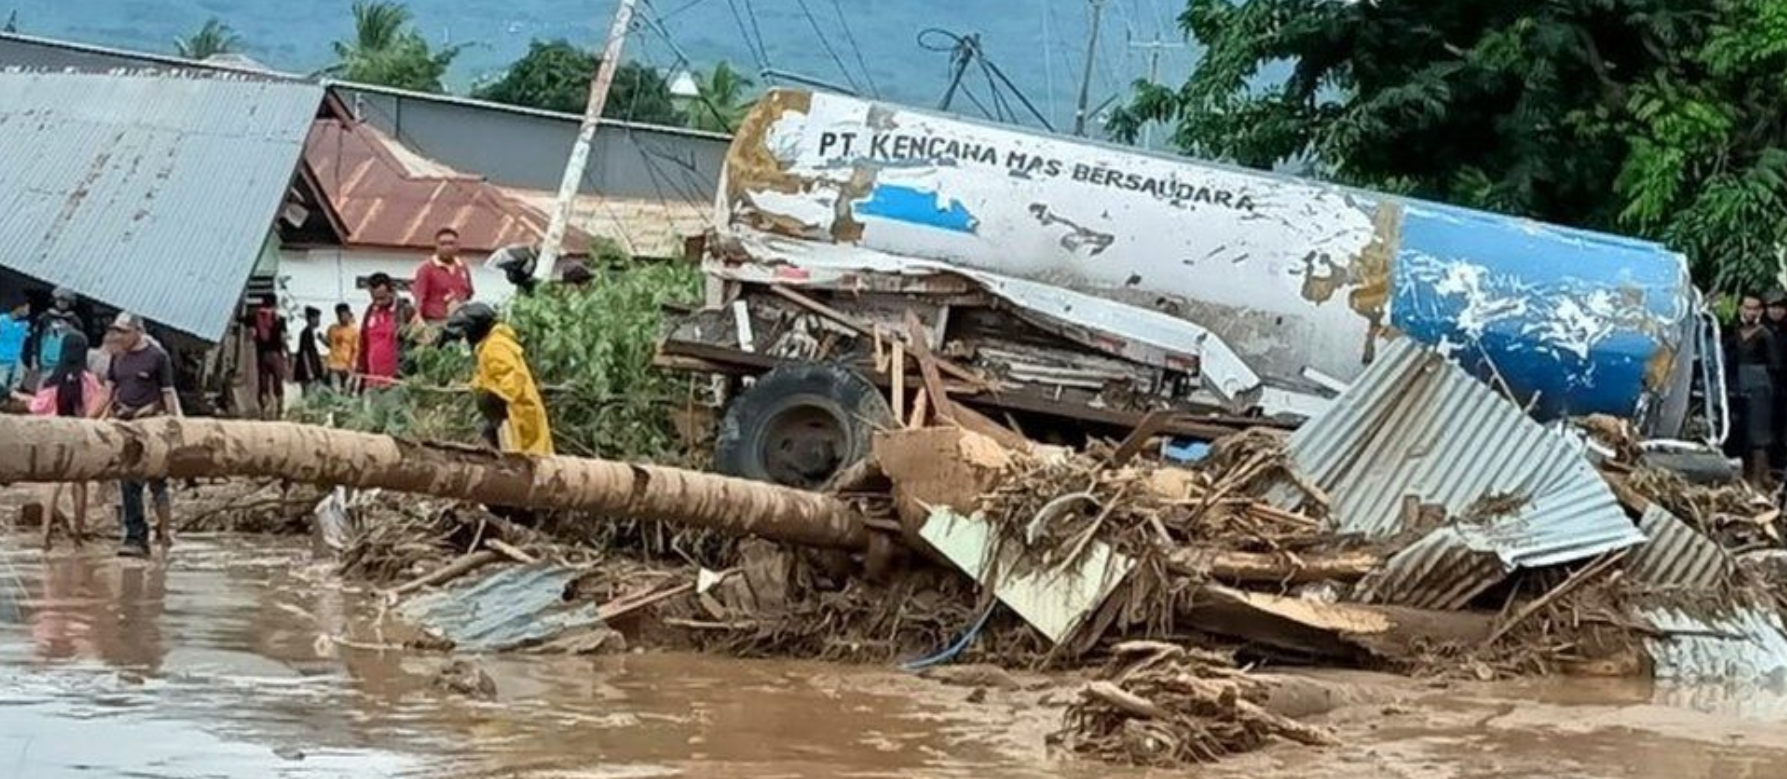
[2, 534, 1787, 778]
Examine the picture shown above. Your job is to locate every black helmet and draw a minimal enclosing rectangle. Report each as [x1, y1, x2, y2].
[442, 302, 499, 345]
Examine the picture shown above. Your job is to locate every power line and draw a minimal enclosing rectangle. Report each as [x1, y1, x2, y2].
[738, 0, 772, 70]
[638, 0, 742, 133]
[792, 0, 861, 94]
[722, 0, 768, 70]
[828, 0, 881, 98]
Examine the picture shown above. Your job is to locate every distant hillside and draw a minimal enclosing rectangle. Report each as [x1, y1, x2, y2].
[4, 0, 1200, 133]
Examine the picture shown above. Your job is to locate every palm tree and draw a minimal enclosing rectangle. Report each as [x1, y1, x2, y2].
[686, 61, 756, 133]
[324, 1, 460, 93]
[174, 18, 241, 60]
[330, 0, 411, 65]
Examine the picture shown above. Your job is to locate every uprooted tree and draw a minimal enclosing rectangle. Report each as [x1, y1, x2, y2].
[0, 416, 866, 551]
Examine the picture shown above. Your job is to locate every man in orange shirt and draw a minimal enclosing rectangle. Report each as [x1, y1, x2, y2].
[324, 303, 358, 390]
[412, 226, 473, 324]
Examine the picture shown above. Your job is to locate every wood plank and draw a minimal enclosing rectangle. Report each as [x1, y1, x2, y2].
[905, 311, 955, 424]
[891, 339, 906, 423]
[909, 389, 929, 428]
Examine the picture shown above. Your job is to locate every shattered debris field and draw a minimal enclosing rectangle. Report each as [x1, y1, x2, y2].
[6, 342, 1787, 776]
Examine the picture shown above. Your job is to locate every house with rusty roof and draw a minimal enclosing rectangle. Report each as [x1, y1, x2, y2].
[0, 30, 726, 266]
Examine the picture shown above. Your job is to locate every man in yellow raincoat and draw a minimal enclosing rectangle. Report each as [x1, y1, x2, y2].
[442, 303, 553, 455]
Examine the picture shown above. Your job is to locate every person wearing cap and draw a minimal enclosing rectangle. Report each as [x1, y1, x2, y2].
[413, 226, 474, 324]
[442, 302, 553, 455]
[104, 312, 181, 556]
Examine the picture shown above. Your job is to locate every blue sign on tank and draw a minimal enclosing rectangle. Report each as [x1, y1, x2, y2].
[1389, 200, 1691, 421]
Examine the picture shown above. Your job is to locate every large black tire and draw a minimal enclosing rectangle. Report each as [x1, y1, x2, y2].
[715, 364, 894, 490]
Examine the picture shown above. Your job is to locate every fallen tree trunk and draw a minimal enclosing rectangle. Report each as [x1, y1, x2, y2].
[0, 416, 868, 550]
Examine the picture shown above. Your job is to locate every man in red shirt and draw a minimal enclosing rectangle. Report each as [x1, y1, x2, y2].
[356, 273, 402, 389]
[412, 226, 474, 324]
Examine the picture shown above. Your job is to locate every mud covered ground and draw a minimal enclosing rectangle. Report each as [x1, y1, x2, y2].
[2, 532, 1786, 778]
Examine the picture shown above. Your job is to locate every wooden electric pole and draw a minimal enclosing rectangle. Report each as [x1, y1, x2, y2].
[1071, 0, 1109, 136]
[536, 0, 640, 280]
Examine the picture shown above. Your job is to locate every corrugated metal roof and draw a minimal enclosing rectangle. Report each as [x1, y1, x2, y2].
[0, 70, 321, 339]
[1628, 504, 1733, 590]
[397, 562, 606, 652]
[305, 119, 590, 255]
[1643, 604, 1787, 683]
[1284, 339, 1645, 608]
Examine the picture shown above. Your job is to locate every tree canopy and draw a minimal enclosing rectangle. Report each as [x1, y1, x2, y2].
[326, 1, 460, 93]
[1109, 0, 1787, 291]
[472, 39, 683, 126]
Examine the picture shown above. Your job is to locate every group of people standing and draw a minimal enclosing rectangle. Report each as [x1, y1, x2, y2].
[251, 226, 476, 415]
[6, 293, 182, 558]
[258, 225, 555, 457]
[6, 225, 566, 557]
[1724, 291, 1787, 486]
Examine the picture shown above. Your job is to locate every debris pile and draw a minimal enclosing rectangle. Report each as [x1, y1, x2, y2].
[1051, 641, 1336, 766]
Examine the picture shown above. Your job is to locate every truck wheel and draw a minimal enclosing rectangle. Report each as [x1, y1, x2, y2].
[715, 364, 894, 490]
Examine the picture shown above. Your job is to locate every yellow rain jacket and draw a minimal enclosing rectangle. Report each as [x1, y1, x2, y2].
[471, 323, 554, 455]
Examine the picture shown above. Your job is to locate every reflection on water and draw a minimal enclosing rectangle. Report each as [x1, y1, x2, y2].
[4, 535, 1787, 779]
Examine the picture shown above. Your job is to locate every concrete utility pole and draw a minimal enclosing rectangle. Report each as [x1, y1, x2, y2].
[1071, 0, 1109, 137]
[536, 0, 640, 280]
[1128, 34, 1184, 148]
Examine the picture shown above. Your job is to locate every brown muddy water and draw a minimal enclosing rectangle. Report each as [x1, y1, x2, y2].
[2, 534, 1787, 779]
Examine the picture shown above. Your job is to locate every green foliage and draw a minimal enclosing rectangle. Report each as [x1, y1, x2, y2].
[1114, 0, 1787, 292]
[326, 1, 461, 93]
[174, 18, 241, 60]
[683, 61, 757, 133]
[289, 263, 702, 462]
[472, 39, 684, 126]
[505, 263, 701, 459]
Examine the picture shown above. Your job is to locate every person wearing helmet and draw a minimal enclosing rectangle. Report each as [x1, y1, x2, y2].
[442, 302, 553, 455]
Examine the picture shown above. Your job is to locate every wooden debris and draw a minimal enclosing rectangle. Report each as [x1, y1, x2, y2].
[1053, 647, 1337, 766]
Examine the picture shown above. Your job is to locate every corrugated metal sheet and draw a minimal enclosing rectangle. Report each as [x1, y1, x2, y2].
[397, 562, 605, 652]
[305, 119, 591, 255]
[1643, 604, 1787, 683]
[1627, 505, 1733, 590]
[1286, 339, 1645, 608]
[0, 70, 321, 340]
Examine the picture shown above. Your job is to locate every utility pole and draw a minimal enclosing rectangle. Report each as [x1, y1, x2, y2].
[1071, 0, 1108, 137]
[1127, 33, 1183, 148]
[536, 0, 640, 280]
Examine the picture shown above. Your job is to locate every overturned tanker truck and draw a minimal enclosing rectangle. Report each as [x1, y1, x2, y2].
[658, 88, 1727, 488]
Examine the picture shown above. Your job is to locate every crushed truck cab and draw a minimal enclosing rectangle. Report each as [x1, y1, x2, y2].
[661, 89, 1722, 484]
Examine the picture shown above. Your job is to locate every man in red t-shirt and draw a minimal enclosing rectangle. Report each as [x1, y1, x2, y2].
[412, 226, 474, 324]
[356, 273, 402, 388]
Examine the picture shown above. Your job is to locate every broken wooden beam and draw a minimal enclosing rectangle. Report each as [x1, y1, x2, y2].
[768, 285, 989, 389]
[1167, 548, 1382, 585]
[0, 416, 870, 551]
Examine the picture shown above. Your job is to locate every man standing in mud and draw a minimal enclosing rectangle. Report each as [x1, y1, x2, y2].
[105, 312, 181, 557]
